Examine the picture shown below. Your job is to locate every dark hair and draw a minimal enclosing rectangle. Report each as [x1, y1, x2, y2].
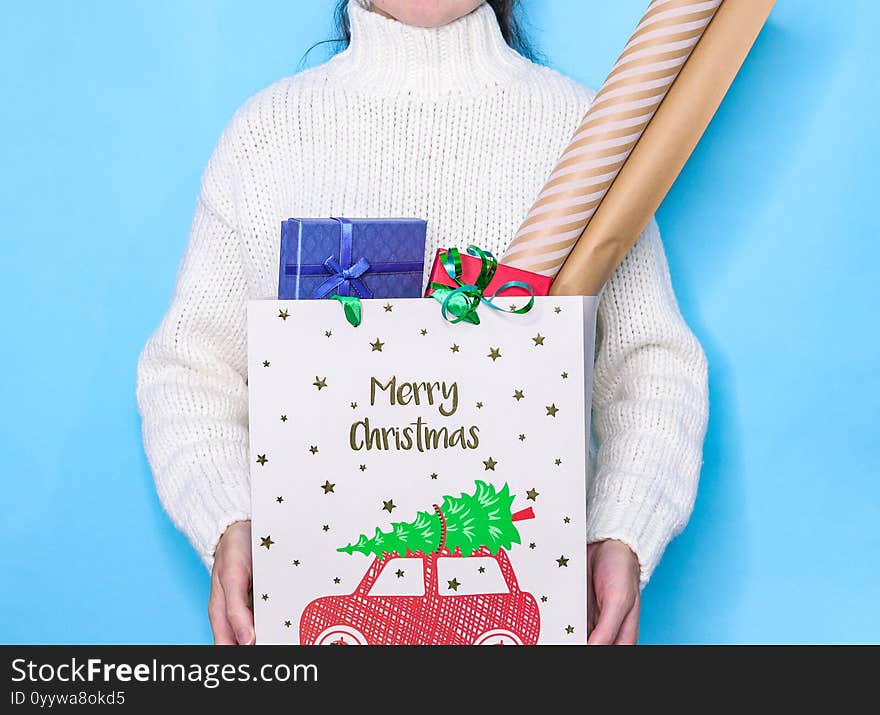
[327, 0, 540, 62]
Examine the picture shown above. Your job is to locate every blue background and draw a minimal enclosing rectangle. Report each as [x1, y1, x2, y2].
[2, 0, 877, 644]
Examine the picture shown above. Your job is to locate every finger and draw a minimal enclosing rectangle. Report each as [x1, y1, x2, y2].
[208, 573, 236, 645]
[587, 571, 598, 634]
[221, 570, 255, 645]
[586, 543, 599, 634]
[587, 587, 633, 645]
[614, 596, 641, 645]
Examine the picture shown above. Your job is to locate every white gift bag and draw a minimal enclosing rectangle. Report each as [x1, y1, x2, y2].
[247, 296, 597, 645]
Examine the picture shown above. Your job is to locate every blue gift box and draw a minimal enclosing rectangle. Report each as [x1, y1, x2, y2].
[278, 217, 427, 300]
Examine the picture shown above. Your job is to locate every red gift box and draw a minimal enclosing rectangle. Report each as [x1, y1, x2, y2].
[425, 249, 552, 298]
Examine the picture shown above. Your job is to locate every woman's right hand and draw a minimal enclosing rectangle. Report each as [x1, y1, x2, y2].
[209, 520, 255, 645]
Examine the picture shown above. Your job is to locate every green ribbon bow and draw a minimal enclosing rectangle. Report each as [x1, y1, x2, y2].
[426, 245, 535, 325]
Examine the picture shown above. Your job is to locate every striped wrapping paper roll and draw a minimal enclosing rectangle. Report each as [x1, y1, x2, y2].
[502, 0, 722, 275]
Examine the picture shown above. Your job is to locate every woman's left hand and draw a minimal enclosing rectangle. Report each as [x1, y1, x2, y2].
[587, 539, 641, 645]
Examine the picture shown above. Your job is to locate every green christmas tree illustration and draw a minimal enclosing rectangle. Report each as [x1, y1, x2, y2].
[337, 480, 534, 558]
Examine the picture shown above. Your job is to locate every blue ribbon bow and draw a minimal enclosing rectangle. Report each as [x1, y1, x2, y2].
[314, 254, 373, 299]
[312, 218, 375, 299]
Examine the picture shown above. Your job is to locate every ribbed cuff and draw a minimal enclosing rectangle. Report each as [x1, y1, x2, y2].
[586, 469, 682, 589]
[166, 460, 252, 571]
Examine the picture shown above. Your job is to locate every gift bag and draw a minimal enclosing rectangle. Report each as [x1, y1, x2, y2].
[247, 294, 597, 645]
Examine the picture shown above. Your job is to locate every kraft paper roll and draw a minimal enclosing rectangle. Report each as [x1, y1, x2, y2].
[502, 0, 724, 275]
[550, 0, 775, 296]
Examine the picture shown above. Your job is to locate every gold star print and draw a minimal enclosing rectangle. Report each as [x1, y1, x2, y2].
[359, 464, 367, 472]
[420, 328, 428, 336]
[540, 595, 548, 603]
[383, 500, 396, 513]
[476, 401, 483, 409]
[384, 303, 393, 312]
[370, 338, 384, 352]
[260, 536, 274, 550]
[564, 516, 571, 524]
[313, 376, 327, 391]
[565, 625, 575, 635]
[513, 389, 525, 401]
[325, 330, 332, 338]
[284, 621, 292, 628]
[487, 347, 501, 362]
[529, 543, 536, 550]
[322, 525, 330, 532]
[351, 402, 358, 409]
[309, 445, 319, 455]
[555, 458, 562, 466]
[278, 309, 289, 321]
[561, 372, 569, 379]
[292, 560, 300, 566]
[261, 593, 269, 601]
[518, 434, 526, 441]
[280, 415, 288, 422]
[276, 496, 284, 504]
[333, 577, 341, 584]
[532, 334, 545, 346]
[526, 488, 539, 501]
[321, 480, 335, 494]
[483, 457, 498, 471]
[395, 569, 405, 578]
[478, 566, 486, 573]
[554, 306, 562, 314]
[546, 403, 559, 417]
[450, 344, 460, 353]
[447, 578, 461, 592]
[556, 555, 569, 568]
[262, 360, 270, 367]
[430, 473, 438, 480]
[256, 454, 268, 466]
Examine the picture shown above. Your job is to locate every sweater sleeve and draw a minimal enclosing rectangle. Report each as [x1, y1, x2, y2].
[586, 218, 709, 587]
[136, 136, 251, 570]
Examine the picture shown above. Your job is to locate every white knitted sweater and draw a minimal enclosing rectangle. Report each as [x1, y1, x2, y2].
[136, 0, 708, 586]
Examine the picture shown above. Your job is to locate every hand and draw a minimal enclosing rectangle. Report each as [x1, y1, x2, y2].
[209, 520, 255, 645]
[587, 539, 641, 645]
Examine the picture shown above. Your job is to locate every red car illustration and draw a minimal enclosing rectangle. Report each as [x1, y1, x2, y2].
[299, 546, 540, 645]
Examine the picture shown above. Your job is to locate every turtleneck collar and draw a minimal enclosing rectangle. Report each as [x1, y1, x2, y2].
[323, 0, 531, 96]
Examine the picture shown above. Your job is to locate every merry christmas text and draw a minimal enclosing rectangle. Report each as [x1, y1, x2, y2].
[349, 417, 480, 452]
[348, 376, 480, 452]
[369, 376, 459, 416]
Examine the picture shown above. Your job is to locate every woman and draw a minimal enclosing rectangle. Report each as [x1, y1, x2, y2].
[136, 0, 708, 646]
